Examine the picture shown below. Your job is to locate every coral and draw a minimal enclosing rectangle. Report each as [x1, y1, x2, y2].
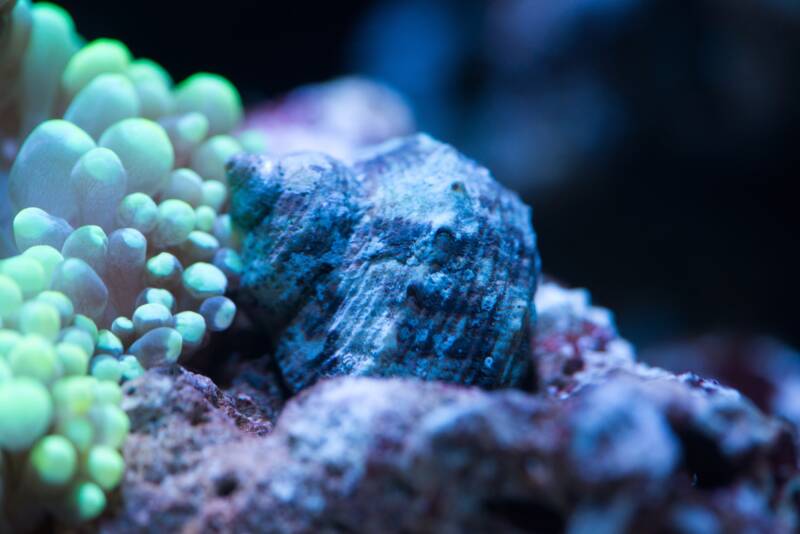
[1, 250, 131, 530]
[1, 1, 260, 529]
[229, 134, 540, 392]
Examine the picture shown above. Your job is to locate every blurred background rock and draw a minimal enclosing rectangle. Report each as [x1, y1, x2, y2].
[34, 0, 800, 350]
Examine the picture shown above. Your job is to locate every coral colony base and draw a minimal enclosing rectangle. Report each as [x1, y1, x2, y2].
[1, 0, 256, 526]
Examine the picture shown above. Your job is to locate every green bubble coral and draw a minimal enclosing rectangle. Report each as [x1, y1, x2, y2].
[1, 0, 260, 528]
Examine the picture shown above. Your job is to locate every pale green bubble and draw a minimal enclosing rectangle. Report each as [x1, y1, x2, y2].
[125, 59, 174, 119]
[162, 168, 204, 207]
[86, 445, 124, 490]
[0, 255, 46, 299]
[91, 404, 129, 448]
[56, 342, 90, 376]
[64, 73, 140, 139]
[117, 192, 158, 234]
[73, 314, 99, 343]
[36, 291, 75, 326]
[175, 73, 243, 136]
[213, 248, 243, 279]
[58, 328, 95, 358]
[0, 275, 23, 321]
[23, 245, 64, 282]
[7, 335, 58, 383]
[145, 252, 183, 289]
[195, 206, 216, 233]
[67, 481, 106, 521]
[29, 434, 77, 486]
[71, 147, 128, 232]
[9, 120, 95, 223]
[111, 317, 135, 344]
[152, 199, 196, 249]
[135, 288, 176, 312]
[94, 381, 122, 405]
[91, 355, 122, 383]
[62, 38, 132, 99]
[51, 258, 108, 322]
[201, 180, 227, 212]
[52, 376, 96, 417]
[132, 303, 173, 336]
[174, 311, 206, 346]
[161, 112, 209, 166]
[191, 135, 242, 182]
[182, 262, 227, 300]
[128, 327, 182, 368]
[119, 355, 145, 381]
[0, 378, 53, 452]
[13, 207, 73, 252]
[62, 225, 109, 278]
[127, 58, 172, 88]
[18, 301, 61, 342]
[199, 296, 236, 332]
[180, 231, 219, 264]
[0, 329, 22, 359]
[95, 330, 123, 358]
[56, 417, 94, 453]
[99, 118, 175, 196]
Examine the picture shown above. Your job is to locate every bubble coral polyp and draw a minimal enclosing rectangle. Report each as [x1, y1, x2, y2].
[1, 0, 256, 526]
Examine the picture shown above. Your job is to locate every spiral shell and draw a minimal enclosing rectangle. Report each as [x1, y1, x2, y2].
[230, 134, 541, 392]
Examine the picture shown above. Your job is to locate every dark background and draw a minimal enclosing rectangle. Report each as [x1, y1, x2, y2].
[56, 0, 800, 350]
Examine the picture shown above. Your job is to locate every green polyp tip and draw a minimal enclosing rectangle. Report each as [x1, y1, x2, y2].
[200, 296, 237, 332]
[56, 342, 90, 376]
[62, 38, 132, 98]
[181, 231, 219, 263]
[176, 112, 209, 144]
[137, 288, 176, 312]
[174, 311, 206, 346]
[99, 118, 175, 196]
[111, 316, 135, 340]
[127, 58, 172, 88]
[163, 168, 204, 207]
[128, 327, 183, 368]
[64, 73, 141, 139]
[62, 225, 109, 276]
[202, 180, 227, 211]
[0, 378, 53, 452]
[73, 314, 99, 343]
[23, 245, 65, 282]
[119, 355, 145, 381]
[7, 335, 58, 383]
[117, 192, 158, 234]
[0, 255, 47, 298]
[91, 355, 122, 383]
[96, 330, 123, 357]
[214, 248, 243, 278]
[59, 328, 95, 359]
[0, 330, 22, 359]
[18, 300, 61, 342]
[191, 135, 243, 182]
[195, 206, 216, 233]
[175, 72, 243, 136]
[91, 404, 129, 448]
[0, 359, 11, 383]
[86, 445, 125, 490]
[0, 274, 23, 320]
[36, 291, 76, 326]
[13, 207, 65, 252]
[57, 417, 94, 453]
[153, 199, 196, 248]
[182, 262, 227, 300]
[238, 129, 268, 154]
[29, 435, 78, 486]
[52, 376, 96, 417]
[145, 252, 182, 286]
[94, 380, 122, 405]
[68, 481, 107, 521]
[132, 303, 172, 335]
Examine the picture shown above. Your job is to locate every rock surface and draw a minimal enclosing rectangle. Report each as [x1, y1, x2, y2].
[230, 134, 541, 392]
[241, 76, 415, 163]
[92, 280, 799, 534]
